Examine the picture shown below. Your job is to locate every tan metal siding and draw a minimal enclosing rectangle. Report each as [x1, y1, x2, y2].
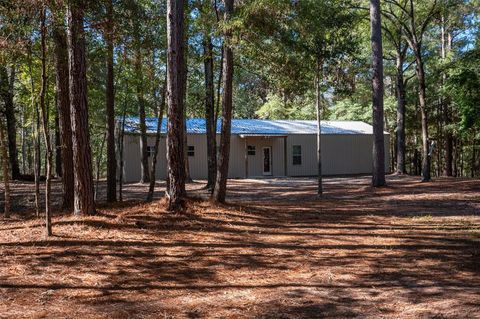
[322, 135, 372, 175]
[286, 135, 317, 176]
[122, 135, 168, 182]
[123, 132, 390, 181]
[185, 135, 207, 179]
[286, 134, 390, 176]
[228, 135, 246, 178]
[151, 137, 167, 179]
[122, 135, 141, 182]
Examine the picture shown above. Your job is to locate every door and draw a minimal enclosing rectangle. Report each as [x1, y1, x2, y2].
[262, 147, 272, 175]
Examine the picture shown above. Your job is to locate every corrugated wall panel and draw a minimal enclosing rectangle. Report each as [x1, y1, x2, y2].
[185, 134, 207, 180]
[286, 134, 390, 176]
[123, 133, 390, 182]
[122, 135, 168, 182]
[228, 135, 246, 178]
[123, 135, 141, 182]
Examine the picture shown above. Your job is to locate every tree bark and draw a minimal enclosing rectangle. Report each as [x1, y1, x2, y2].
[135, 49, 150, 184]
[183, 7, 192, 184]
[118, 88, 128, 202]
[415, 55, 431, 182]
[315, 54, 322, 196]
[215, 47, 224, 131]
[67, 0, 95, 215]
[213, 0, 223, 130]
[39, 6, 52, 236]
[105, 0, 116, 202]
[147, 77, 166, 202]
[444, 134, 453, 176]
[471, 131, 476, 178]
[33, 97, 41, 217]
[184, 118, 192, 183]
[0, 66, 20, 180]
[54, 104, 62, 177]
[441, 17, 453, 176]
[53, 14, 74, 211]
[204, 34, 216, 190]
[20, 107, 26, 174]
[27, 48, 41, 217]
[395, 49, 407, 174]
[118, 57, 129, 202]
[386, 0, 435, 181]
[0, 118, 11, 218]
[166, 0, 186, 211]
[95, 131, 106, 201]
[212, 0, 234, 203]
[370, 0, 386, 187]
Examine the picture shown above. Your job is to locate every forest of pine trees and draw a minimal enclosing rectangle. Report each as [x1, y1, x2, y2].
[0, 0, 479, 231]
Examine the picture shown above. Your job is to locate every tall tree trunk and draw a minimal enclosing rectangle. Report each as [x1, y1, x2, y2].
[53, 15, 74, 211]
[118, 68, 128, 202]
[135, 50, 150, 183]
[166, 0, 186, 211]
[0, 118, 11, 218]
[214, 0, 223, 129]
[118, 94, 127, 202]
[105, 0, 116, 201]
[95, 131, 106, 201]
[147, 78, 166, 202]
[215, 47, 224, 130]
[471, 134, 476, 178]
[460, 140, 464, 176]
[452, 137, 458, 177]
[395, 51, 407, 174]
[415, 54, 431, 182]
[204, 34, 216, 190]
[444, 135, 453, 176]
[0, 66, 20, 180]
[21, 107, 26, 174]
[184, 118, 192, 183]
[39, 6, 52, 236]
[441, 18, 453, 176]
[54, 104, 62, 177]
[212, 0, 234, 203]
[34, 97, 41, 217]
[370, 0, 386, 187]
[183, 7, 192, 184]
[28, 48, 41, 217]
[388, 0, 435, 181]
[315, 54, 322, 196]
[67, 0, 95, 215]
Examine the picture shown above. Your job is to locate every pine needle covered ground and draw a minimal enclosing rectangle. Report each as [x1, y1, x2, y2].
[1, 176, 479, 318]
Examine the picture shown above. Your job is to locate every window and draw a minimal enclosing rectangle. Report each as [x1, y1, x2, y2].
[187, 145, 195, 157]
[292, 145, 302, 165]
[146, 146, 156, 157]
[247, 145, 256, 156]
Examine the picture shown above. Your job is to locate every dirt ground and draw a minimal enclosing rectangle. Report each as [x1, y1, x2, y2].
[0, 175, 479, 318]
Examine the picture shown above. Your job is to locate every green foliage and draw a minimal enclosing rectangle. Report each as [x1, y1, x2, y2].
[255, 93, 316, 120]
[446, 48, 480, 130]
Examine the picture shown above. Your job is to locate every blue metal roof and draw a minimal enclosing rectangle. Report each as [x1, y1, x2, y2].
[121, 117, 379, 135]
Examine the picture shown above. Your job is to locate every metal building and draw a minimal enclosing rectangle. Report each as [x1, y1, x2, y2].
[120, 118, 390, 182]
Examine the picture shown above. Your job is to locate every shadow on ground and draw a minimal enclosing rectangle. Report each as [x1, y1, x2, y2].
[0, 175, 479, 318]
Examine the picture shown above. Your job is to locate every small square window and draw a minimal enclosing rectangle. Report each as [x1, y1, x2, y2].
[292, 145, 302, 165]
[147, 146, 156, 157]
[247, 145, 256, 156]
[187, 145, 195, 157]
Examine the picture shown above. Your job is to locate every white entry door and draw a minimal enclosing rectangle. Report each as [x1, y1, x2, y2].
[262, 147, 272, 175]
